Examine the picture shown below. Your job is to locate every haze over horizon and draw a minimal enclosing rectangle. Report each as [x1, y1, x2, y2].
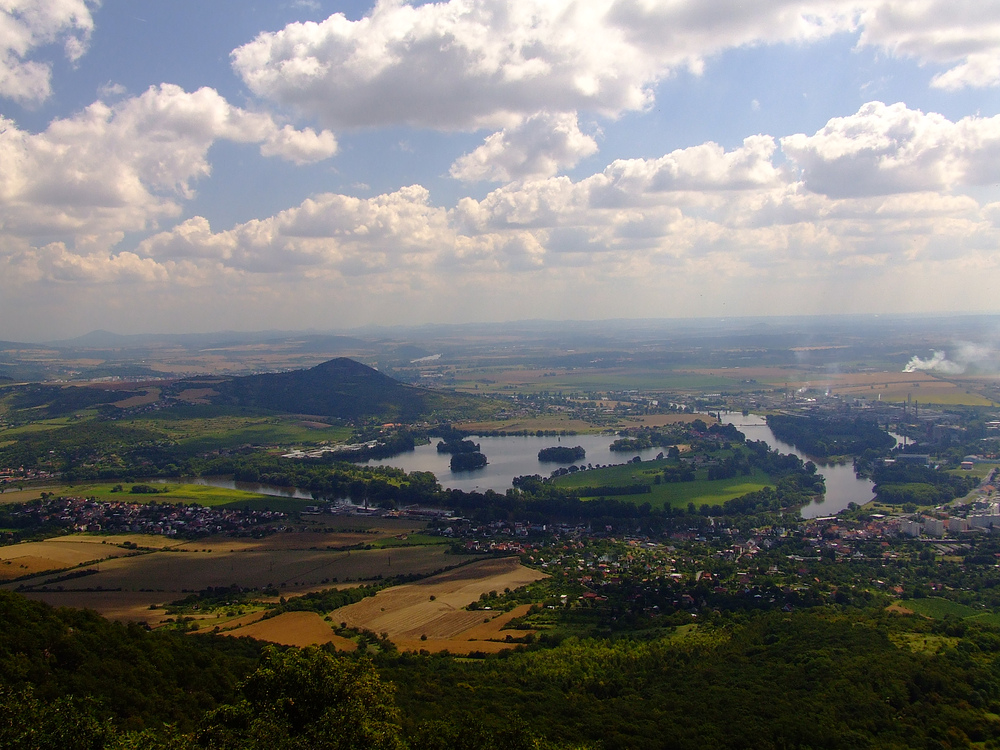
[2, 0, 1000, 341]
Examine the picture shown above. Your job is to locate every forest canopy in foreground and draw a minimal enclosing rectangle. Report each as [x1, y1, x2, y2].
[3, 589, 1000, 749]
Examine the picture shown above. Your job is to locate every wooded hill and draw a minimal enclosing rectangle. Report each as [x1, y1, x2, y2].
[207, 358, 472, 421]
[0, 358, 488, 423]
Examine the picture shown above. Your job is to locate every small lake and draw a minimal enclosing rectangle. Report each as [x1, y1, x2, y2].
[363, 433, 666, 492]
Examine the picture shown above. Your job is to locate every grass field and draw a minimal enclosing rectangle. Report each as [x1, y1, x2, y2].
[551, 460, 772, 509]
[889, 598, 1000, 629]
[130, 415, 353, 452]
[947, 462, 1000, 480]
[66, 482, 283, 507]
[3, 481, 329, 514]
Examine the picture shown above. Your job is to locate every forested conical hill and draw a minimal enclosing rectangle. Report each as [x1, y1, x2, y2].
[209, 357, 471, 421]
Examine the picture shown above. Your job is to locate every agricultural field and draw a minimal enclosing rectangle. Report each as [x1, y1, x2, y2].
[689, 367, 995, 406]
[129, 414, 353, 452]
[333, 557, 546, 652]
[64, 482, 290, 507]
[216, 610, 359, 649]
[0, 481, 317, 511]
[551, 459, 773, 509]
[7, 536, 474, 626]
[450, 366, 739, 395]
[0, 536, 143, 580]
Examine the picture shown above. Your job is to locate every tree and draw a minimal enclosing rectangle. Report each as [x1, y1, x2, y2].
[198, 646, 405, 750]
[0, 686, 110, 750]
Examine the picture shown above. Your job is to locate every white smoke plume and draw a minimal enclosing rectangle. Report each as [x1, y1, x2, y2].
[903, 342, 1000, 374]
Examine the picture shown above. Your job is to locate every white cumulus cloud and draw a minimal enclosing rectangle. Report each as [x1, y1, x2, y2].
[0, 84, 337, 248]
[781, 102, 1000, 197]
[0, 0, 95, 104]
[450, 112, 598, 182]
[858, 1, 1000, 90]
[225, 0, 1000, 188]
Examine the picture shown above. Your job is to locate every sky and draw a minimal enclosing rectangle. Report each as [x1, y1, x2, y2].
[2, 0, 1000, 341]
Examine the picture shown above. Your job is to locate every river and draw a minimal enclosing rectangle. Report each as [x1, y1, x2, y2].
[186, 415, 880, 517]
[712, 412, 876, 519]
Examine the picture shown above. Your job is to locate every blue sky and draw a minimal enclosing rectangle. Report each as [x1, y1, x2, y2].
[2, 0, 1000, 340]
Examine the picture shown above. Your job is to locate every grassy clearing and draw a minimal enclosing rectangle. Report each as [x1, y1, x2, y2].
[947, 462, 1000, 480]
[0, 418, 76, 436]
[901, 597, 980, 619]
[551, 459, 772, 509]
[901, 597, 1000, 627]
[891, 632, 960, 654]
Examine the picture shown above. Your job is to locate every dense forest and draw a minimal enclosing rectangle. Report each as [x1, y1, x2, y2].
[4, 589, 1000, 749]
[873, 461, 980, 505]
[766, 414, 896, 459]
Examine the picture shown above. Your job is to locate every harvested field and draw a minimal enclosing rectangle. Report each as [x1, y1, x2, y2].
[688, 367, 993, 405]
[170, 531, 394, 554]
[450, 603, 535, 641]
[394, 604, 539, 653]
[201, 609, 270, 632]
[214, 611, 357, 650]
[22, 591, 170, 624]
[8, 544, 466, 592]
[6, 545, 474, 622]
[63, 533, 187, 550]
[393, 639, 520, 655]
[0, 538, 136, 579]
[332, 557, 546, 642]
[113, 388, 160, 408]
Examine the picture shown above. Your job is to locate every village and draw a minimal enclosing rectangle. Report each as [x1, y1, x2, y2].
[4, 495, 288, 538]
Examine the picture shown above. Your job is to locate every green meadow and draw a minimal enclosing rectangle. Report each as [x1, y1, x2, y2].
[551, 459, 773, 509]
[60, 482, 311, 512]
[131, 414, 353, 453]
[902, 596, 1000, 626]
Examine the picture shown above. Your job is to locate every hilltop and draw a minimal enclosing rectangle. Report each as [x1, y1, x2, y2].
[205, 357, 476, 422]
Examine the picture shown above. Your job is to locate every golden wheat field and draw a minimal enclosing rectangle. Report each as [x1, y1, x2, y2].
[215, 610, 358, 650]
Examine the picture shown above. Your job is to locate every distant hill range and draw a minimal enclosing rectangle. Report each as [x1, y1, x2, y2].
[203, 357, 475, 422]
[46, 329, 374, 353]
